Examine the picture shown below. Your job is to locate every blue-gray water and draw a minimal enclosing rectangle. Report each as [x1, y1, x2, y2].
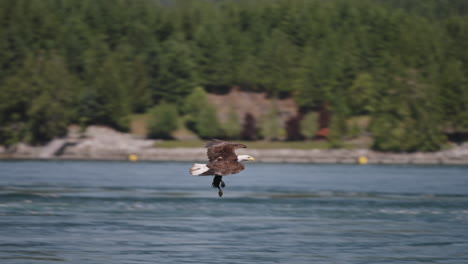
[1, 161, 467, 264]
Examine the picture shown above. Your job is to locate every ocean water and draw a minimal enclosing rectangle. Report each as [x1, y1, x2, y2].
[0, 161, 467, 264]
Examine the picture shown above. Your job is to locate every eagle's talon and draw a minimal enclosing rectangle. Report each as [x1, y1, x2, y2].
[218, 188, 223, 197]
[221, 181, 225, 188]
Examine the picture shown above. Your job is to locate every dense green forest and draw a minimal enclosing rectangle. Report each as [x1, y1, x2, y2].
[0, 0, 467, 152]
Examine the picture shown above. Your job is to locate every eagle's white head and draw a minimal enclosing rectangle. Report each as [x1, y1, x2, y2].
[237, 155, 255, 162]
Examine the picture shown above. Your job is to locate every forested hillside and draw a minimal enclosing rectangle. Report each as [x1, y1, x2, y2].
[0, 0, 467, 151]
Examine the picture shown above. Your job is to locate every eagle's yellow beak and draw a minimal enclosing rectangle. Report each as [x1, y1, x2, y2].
[248, 156, 255, 161]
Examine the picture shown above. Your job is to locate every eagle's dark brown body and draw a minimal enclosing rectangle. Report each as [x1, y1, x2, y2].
[200, 140, 246, 176]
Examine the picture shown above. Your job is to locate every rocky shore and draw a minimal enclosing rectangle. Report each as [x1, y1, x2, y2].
[1, 125, 468, 165]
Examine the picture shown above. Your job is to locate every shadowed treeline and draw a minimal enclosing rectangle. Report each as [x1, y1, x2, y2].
[0, 0, 467, 152]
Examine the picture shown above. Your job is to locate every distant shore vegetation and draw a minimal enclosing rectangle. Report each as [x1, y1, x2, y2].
[0, 0, 467, 152]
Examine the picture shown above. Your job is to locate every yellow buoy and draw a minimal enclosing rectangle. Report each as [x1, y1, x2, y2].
[357, 156, 368, 165]
[128, 154, 138, 162]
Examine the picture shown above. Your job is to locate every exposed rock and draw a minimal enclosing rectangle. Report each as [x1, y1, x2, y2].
[8, 143, 43, 158]
[38, 139, 68, 158]
[61, 126, 156, 159]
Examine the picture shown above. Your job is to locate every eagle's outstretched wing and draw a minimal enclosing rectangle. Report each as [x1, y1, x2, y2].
[205, 139, 246, 162]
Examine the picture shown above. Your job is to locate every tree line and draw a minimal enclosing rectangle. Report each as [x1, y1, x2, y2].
[0, 0, 467, 152]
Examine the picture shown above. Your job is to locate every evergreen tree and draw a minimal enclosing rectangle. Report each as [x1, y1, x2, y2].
[257, 29, 299, 96]
[126, 57, 152, 113]
[192, 12, 233, 88]
[260, 101, 283, 140]
[371, 70, 446, 152]
[182, 86, 208, 115]
[222, 108, 242, 139]
[300, 112, 318, 140]
[439, 59, 468, 130]
[295, 47, 322, 108]
[147, 103, 179, 139]
[0, 53, 78, 145]
[61, 14, 94, 77]
[151, 35, 198, 104]
[193, 104, 222, 139]
[183, 86, 222, 139]
[348, 73, 376, 115]
[113, 45, 152, 113]
[328, 110, 348, 149]
[79, 50, 131, 131]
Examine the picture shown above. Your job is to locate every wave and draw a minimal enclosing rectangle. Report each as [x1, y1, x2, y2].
[1, 186, 468, 201]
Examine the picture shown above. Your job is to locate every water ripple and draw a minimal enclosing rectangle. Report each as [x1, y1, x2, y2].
[0, 161, 467, 264]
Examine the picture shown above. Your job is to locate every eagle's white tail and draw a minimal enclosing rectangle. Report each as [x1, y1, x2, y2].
[190, 163, 210, 176]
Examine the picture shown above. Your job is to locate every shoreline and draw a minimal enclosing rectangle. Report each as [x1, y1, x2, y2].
[2, 147, 468, 165]
[1, 125, 467, 165]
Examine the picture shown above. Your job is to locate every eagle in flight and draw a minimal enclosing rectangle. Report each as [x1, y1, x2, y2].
[189, 139, 255, 197]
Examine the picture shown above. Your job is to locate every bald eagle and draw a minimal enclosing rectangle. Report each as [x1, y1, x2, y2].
[189, 139, 255, 197]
